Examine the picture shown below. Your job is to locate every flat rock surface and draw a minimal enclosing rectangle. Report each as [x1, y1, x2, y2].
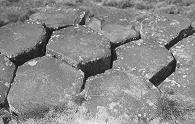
[170, 34, 195, 69]
[30, 6, 87, 30]
[7, 56, 84, 119]
[0, 54, 15, 104]
[87, 17, 139, 45]
[0, 22, 48, 65]
[47, 25, 111, 76]
[85, 5, 140, 45]
[81, 4, 138, 24]
[113, 42, 174, 81]
[83, 69, 159, 124]
[160, 67, 195, 100]
[140, 13, 191, 47]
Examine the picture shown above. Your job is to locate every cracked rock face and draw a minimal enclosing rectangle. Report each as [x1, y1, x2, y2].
[159, 35, 195, 95]
[140, 13, 191, 47]
[157, 34, 195, 124]
[85, 5, 140, 46]
[0, 22, 49, 66]
[82, 69, 159, 124]
[170, 34, 195, 69]
[7, 56, 84, 119]
[113, 41, 175, 86]
[47, 25, 111, 77]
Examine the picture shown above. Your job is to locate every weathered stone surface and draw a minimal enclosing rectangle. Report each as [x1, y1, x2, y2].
[47, 25, 111, 77]
[87, 17, 139, 46]
[84, 5, 140, 45]
[157, 35, 195, 123]
[157, 67, 195, 124]
[185, 7, 195, 22]
[113, 42, 175, 86]
[160, 67, 195, 100]
[170, 34, 195, 69]
[7, 56, 84, 119]
[83, 69, 159, 124]
[82, 4, 137, 24]
[140, 13, 191, 47]
[159, 34, 195, 101]
[0, 54, 16, 104]
[0, 22, 49, 66]
[29, 6, 87, 30]
[0, 6, 35, 27]
[149, 91, 195, 124]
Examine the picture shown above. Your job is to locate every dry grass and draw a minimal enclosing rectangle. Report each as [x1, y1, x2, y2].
[151, 92, 195, 123]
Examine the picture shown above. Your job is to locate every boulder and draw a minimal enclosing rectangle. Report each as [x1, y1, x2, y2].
[7, 56, 84, 119]
[47, 25, 111, 77]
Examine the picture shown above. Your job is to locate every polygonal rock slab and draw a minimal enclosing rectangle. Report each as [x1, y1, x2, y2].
[0, 54, 16, 104]
[7, 56, 84, 119]
[47, 25, 111, 77]
[113, 42, 175, 86]
[84, 5, 140, 46]
[29, 6, 88, 30]
[83, 69, 159, 124]
[87, 17, 139, 46]
[160, 67, 195, 100]
[140, 13, 191, 48]
[157, 68, 195, 124]
[0, 22, 49, 66]
[82, 4, 137, 24]
[170, 34, 195, 69]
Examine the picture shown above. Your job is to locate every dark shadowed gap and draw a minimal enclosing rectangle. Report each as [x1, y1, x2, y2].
[10, 24, 53, 66]
[79, 56, 111, 91]
[165, 25, 195, 50]
[110, 43, 117, 68]
[110, 33, 141, 68]
[149, 56, 177, 87]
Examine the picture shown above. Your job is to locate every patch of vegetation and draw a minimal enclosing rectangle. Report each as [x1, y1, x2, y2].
[151, 92, 195, 123]
[102, 0, 134, 9]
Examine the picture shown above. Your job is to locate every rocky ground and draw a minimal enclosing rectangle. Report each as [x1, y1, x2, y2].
[0, 0, 195, 124]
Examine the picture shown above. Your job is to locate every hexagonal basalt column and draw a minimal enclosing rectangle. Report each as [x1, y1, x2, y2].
[113, 42, 176, 87]
[140, 13, 192, 48]
[47, 25, 111, 77]
[83, 69, 159, 124]
[85, 5, 140, 46]
[0, 22, 50, 66]
[7, 56, 84, 119]
[87, 18, 139, 46]
[30, 6, 88, 30]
